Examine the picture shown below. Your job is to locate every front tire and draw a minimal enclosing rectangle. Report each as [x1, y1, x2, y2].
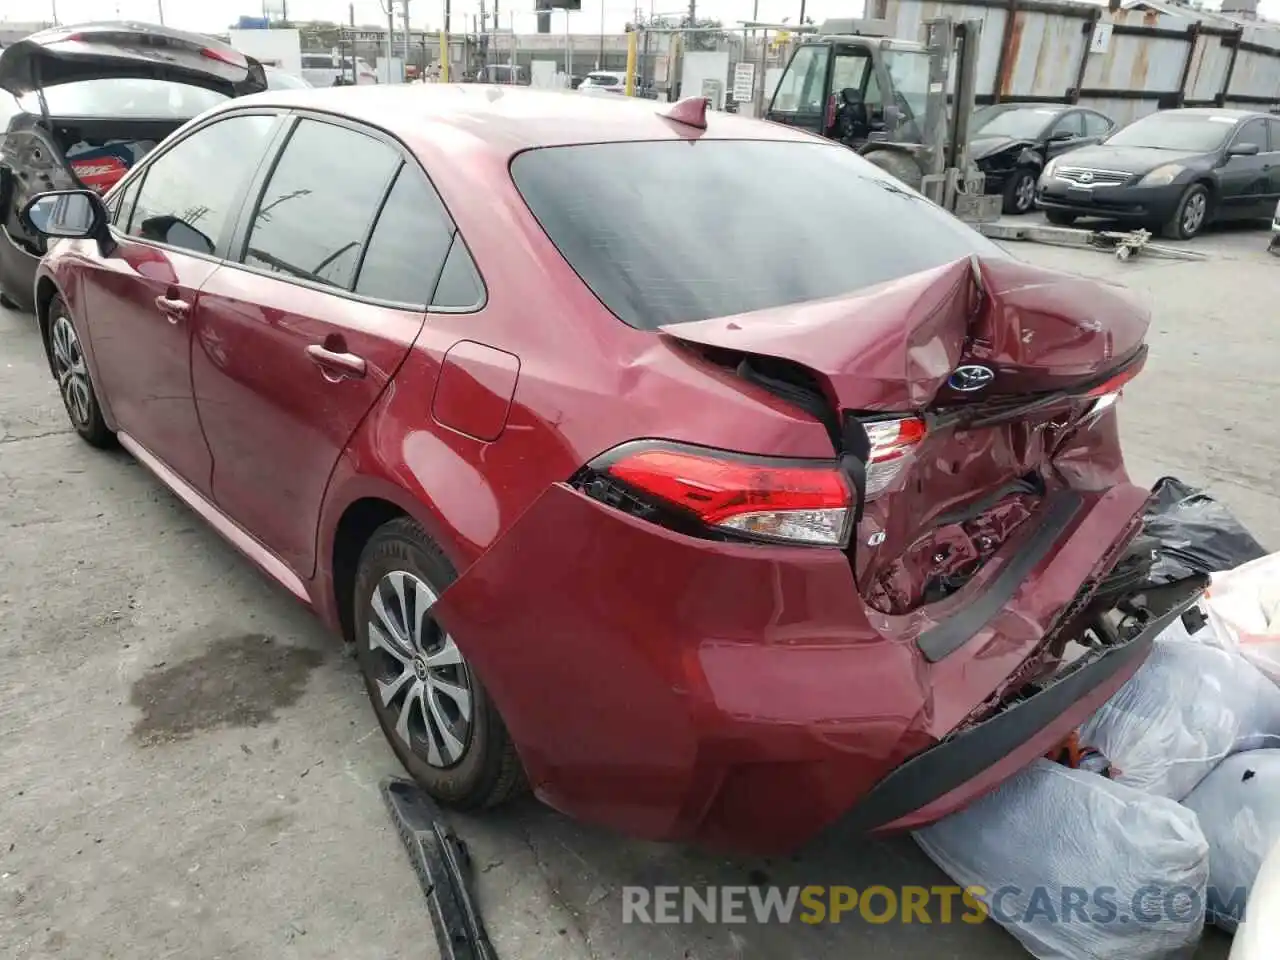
[45, 295, 114, 449]
[1002, 166, 1038, 215]
[353, 517, 526, 809]
[1161, 183, 1210, 240]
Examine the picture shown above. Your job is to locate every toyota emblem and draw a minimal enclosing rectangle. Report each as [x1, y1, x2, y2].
[948, 365, 996, 392]
[1078, 171, 1094, 183]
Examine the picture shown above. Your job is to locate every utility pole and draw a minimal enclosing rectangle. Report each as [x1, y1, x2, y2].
[386, 0, 395, 81]
[51, 0, 58, 24]
[799, 0, 807, 24]
[444, 0, 451, 33]
[402, 0, 411, 79]
[157, 0, 165, 24]
[687, 0, 695, 25]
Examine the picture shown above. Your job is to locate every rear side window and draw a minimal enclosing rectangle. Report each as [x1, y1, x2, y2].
[127, 113, 276, 255]
[354, 164, 455, 305]
[242, 118, 399, 289]
[1268, 119, 1280, 152]
[510, 139, 1005, 329]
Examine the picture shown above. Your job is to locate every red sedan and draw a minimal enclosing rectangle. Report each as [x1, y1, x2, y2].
[20, 84, 1202, 854]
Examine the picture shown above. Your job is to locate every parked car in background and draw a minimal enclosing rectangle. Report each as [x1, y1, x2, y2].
[263, 65, 312, 90]
[300, 51, 377, 86]
[1036, 107, 1280, 239]
[476, 63, 529, 85]
[577, 70, 639, 94]
[0, 21, 266, 312]
[1270, 196, 1280, 254]
[21, 85, 1196, 855]
[969, 102, 1115, 214]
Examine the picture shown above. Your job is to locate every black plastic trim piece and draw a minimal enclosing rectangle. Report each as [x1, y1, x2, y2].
[917, 492, 1083, 663]
[846, 574, 1208, 833]
[381, 778, 496, 960]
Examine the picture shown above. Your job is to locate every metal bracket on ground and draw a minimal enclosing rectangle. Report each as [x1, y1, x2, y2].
[381, 777, 497, 960]
[976, 221, 1209, 262]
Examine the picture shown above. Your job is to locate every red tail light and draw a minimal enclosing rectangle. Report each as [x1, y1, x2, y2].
[577, 441, 852, 547]
[201, 46, 247, 68]
[863, 416, 927, 498]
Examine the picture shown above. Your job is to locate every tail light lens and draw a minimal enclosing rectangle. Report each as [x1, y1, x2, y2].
[575, 441, 852, 547]
[863, 416, 927, 498]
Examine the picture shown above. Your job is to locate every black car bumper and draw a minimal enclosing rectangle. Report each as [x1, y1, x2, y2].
[844, 573, 1208, 833]
[1036, 179, 1185, 223]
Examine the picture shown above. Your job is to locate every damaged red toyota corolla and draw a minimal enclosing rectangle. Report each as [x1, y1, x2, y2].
[24, 86, 1203, 854]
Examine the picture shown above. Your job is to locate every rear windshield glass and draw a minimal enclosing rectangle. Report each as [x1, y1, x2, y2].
[510, 139, 1004, 329]
[20, 79, 228, 119]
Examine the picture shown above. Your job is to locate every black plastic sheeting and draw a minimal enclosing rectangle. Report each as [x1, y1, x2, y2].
[1144, 477, 1268, 585]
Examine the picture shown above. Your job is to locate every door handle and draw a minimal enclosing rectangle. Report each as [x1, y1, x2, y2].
[154, 295, 190, 323]
[306, 343, 367, 381]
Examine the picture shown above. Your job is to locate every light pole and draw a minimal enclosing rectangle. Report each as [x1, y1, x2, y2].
[157, 0, 165, 24]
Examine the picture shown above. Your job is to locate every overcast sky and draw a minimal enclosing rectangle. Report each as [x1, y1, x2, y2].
[4, 0, 877, 34]
[3, 0, 1274, 34]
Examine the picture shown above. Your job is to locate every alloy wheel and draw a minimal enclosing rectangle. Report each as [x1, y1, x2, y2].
[1015, 173, 1036, 213]
[50, 314, 92, 429]
[1182, 192, 1207, 236]
[366, 570, 473, 768]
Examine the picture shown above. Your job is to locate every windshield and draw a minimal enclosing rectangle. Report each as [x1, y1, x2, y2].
[18, 78, 227, 118]
[973, 105, 1059, 139]
[881, 49, 930, 121]
[511, 139, 1005, 329]
[1105, 113, 1236, 151]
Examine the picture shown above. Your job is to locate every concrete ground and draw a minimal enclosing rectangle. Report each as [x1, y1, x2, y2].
[2, 217, 1274, 960]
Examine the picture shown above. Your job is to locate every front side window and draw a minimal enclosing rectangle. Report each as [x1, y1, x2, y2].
[1050, 112, 1085, 139]
[1232, 118, 1267, 153]
[511, 139, 1005, 330]
[769, 44, 830, 114]
[1082, 111, 1112, 137]
[880, 49, 931, 121]
[127, 113, 276, 255]
[242, 119, 400, 289]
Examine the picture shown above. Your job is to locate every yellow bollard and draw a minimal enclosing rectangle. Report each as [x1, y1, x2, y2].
[625, 29, 637, 96]
[439, 32, 449, 83]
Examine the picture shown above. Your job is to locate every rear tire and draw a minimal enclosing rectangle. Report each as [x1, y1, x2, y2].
[1160, 183, 1210, 240]
[862, 148, 924, 192]
[1002, 166, 1038, 215]
[352, 517, 527, 810]
[45, 295, 114, 449]
[1045, 210, 1077, 226]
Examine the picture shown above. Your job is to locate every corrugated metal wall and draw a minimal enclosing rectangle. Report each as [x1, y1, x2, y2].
[881, 0, 1280, 124]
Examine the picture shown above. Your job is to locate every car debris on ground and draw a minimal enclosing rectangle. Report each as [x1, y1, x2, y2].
[914, 479, 1280, 960]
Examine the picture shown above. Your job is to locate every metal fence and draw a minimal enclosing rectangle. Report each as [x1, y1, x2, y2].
[877, 0, 1280, 123]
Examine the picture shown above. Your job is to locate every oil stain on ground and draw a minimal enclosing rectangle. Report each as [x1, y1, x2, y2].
[130, 633, 325, 745]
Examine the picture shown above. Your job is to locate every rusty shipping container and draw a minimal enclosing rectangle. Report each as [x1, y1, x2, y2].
[875, 0, 1280, 123]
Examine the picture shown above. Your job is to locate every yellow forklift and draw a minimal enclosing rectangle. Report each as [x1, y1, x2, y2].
[765, 16, 1002, 223]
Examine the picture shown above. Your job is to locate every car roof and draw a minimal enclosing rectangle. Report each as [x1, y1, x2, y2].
[223, 83, 817, 153]
[1156, 107, 1265, 120]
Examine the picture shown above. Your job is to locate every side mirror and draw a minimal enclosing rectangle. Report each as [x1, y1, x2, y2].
[23, 189, 107, 240]
[1050, 130, 1075, 142]
[1228, 141, 1261, 157]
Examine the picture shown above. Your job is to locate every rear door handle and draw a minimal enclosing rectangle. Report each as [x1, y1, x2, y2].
[306, 343, 367, 381]
[154, 295, 190, 322]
